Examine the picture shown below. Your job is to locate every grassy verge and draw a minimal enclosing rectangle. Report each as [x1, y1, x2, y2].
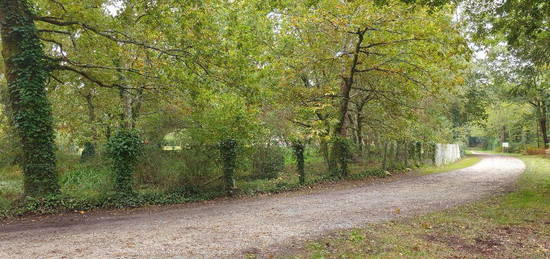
[418, 155, 481, 175]
[295, 155, 549, 258]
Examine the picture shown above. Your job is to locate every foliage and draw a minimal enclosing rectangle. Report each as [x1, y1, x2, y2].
[0, 0, 505, 214]
[355, 168, 390, 179]
[525, 147, 546, 155]
[106, 129, 143, 195]
[251, 145, 285, 180]
[135, 145, 220, 191]
[60, 161, 112, 198]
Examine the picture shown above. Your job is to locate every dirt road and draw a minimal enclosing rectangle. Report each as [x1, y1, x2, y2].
[0, 154, 525, 258]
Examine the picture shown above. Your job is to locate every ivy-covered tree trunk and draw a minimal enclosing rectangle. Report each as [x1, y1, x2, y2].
[106, 129, 143, 195]
[329, 137, 350, 178]
[292, 142, 305, 185]
[382, 142, 388, 170]
[80, 92, 97, 162]
[404, 142, 409, 168]
[219, 139, 237, 195]
[0, 0, 59, 196]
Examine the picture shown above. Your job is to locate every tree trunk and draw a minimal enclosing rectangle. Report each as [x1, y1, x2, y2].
[292, 142, 305, 185]
[0, 0, 59, 196]
[539, 116, 548, 148]
[81, 92, 97, 161]
[382, 142, 388, 170]
[365, 135, 371, 162]
[535, 122, 540, 148]
[334, 78, 352, 137]
[220, 139, 237, 195]
[330, 32, 365, 177]
[404, 142, 409, 168]
[356, 112, 364, 154]
[120, 86, 133, 129]
[539, 102, 548, 148]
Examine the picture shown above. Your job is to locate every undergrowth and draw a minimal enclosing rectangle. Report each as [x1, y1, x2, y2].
[0, 147, 419, 219]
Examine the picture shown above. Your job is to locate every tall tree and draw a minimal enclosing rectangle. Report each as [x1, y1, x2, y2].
[0, 0, 59, 196]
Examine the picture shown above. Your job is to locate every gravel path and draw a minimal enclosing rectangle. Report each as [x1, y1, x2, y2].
[0, 154, 525, 258]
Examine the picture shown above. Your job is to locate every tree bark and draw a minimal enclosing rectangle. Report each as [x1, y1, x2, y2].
[0, 0, 59, 196]
[354, 99, 368, 155]
[330, 31, 365, 177]
[382, 142, 388, 170]
[539, 115, 548, 148]
[333, 32, 364, 137]
[292, 142, 306, 185]
[81, 92, 97, 161]
[539, 101, 549, 148]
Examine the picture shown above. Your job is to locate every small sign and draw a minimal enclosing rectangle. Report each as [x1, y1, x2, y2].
[502, 142, 509, 148]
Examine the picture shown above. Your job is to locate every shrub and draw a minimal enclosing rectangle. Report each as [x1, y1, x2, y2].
[135, 144, 220, 191]
[363, 168, 389, 178]
[251, 145, 285, 180]
[525, 147, 546, 155]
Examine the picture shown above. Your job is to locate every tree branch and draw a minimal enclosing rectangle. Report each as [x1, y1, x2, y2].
[34, 16, 191, 59]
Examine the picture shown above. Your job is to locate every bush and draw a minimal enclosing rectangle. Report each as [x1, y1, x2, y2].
[525, 147, 546, 155]
[363, 168, 390, 178]
[106, 129, 143, 195]
[251, 145, 285, 179]
[135, 144, 220, 191]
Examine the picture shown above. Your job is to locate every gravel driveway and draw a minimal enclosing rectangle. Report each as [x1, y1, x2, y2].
[0, 154, 525, 258]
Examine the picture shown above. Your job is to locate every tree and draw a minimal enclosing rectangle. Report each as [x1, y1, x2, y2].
[463, 0, 549, 147]
[0, 0, 59, 196]
[275, 0, 469, 175]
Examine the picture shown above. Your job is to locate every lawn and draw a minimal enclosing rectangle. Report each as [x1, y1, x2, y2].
[295, 155, 549, 258]
[418, 155, 482, 175]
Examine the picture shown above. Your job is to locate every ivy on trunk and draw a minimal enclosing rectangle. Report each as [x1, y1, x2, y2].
[0, 0, 59, 197]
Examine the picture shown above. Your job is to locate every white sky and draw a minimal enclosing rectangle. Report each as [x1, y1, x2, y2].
[104, 0, 124, 16]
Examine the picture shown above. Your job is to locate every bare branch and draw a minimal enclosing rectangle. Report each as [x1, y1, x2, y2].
[56, 65, 119, 89]
[360, 38, 426, 49]
[38, 29, 71, 35]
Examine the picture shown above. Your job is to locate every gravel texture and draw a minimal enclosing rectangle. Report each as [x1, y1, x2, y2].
[0, 154, 525, 258]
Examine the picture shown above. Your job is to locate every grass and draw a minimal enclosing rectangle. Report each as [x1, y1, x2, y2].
[418, 155, 482, 175]
[294, 155, 550, 258]
[0, 165, 23, 211]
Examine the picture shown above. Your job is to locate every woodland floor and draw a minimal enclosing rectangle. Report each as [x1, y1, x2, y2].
[0, 154, 525, 258]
